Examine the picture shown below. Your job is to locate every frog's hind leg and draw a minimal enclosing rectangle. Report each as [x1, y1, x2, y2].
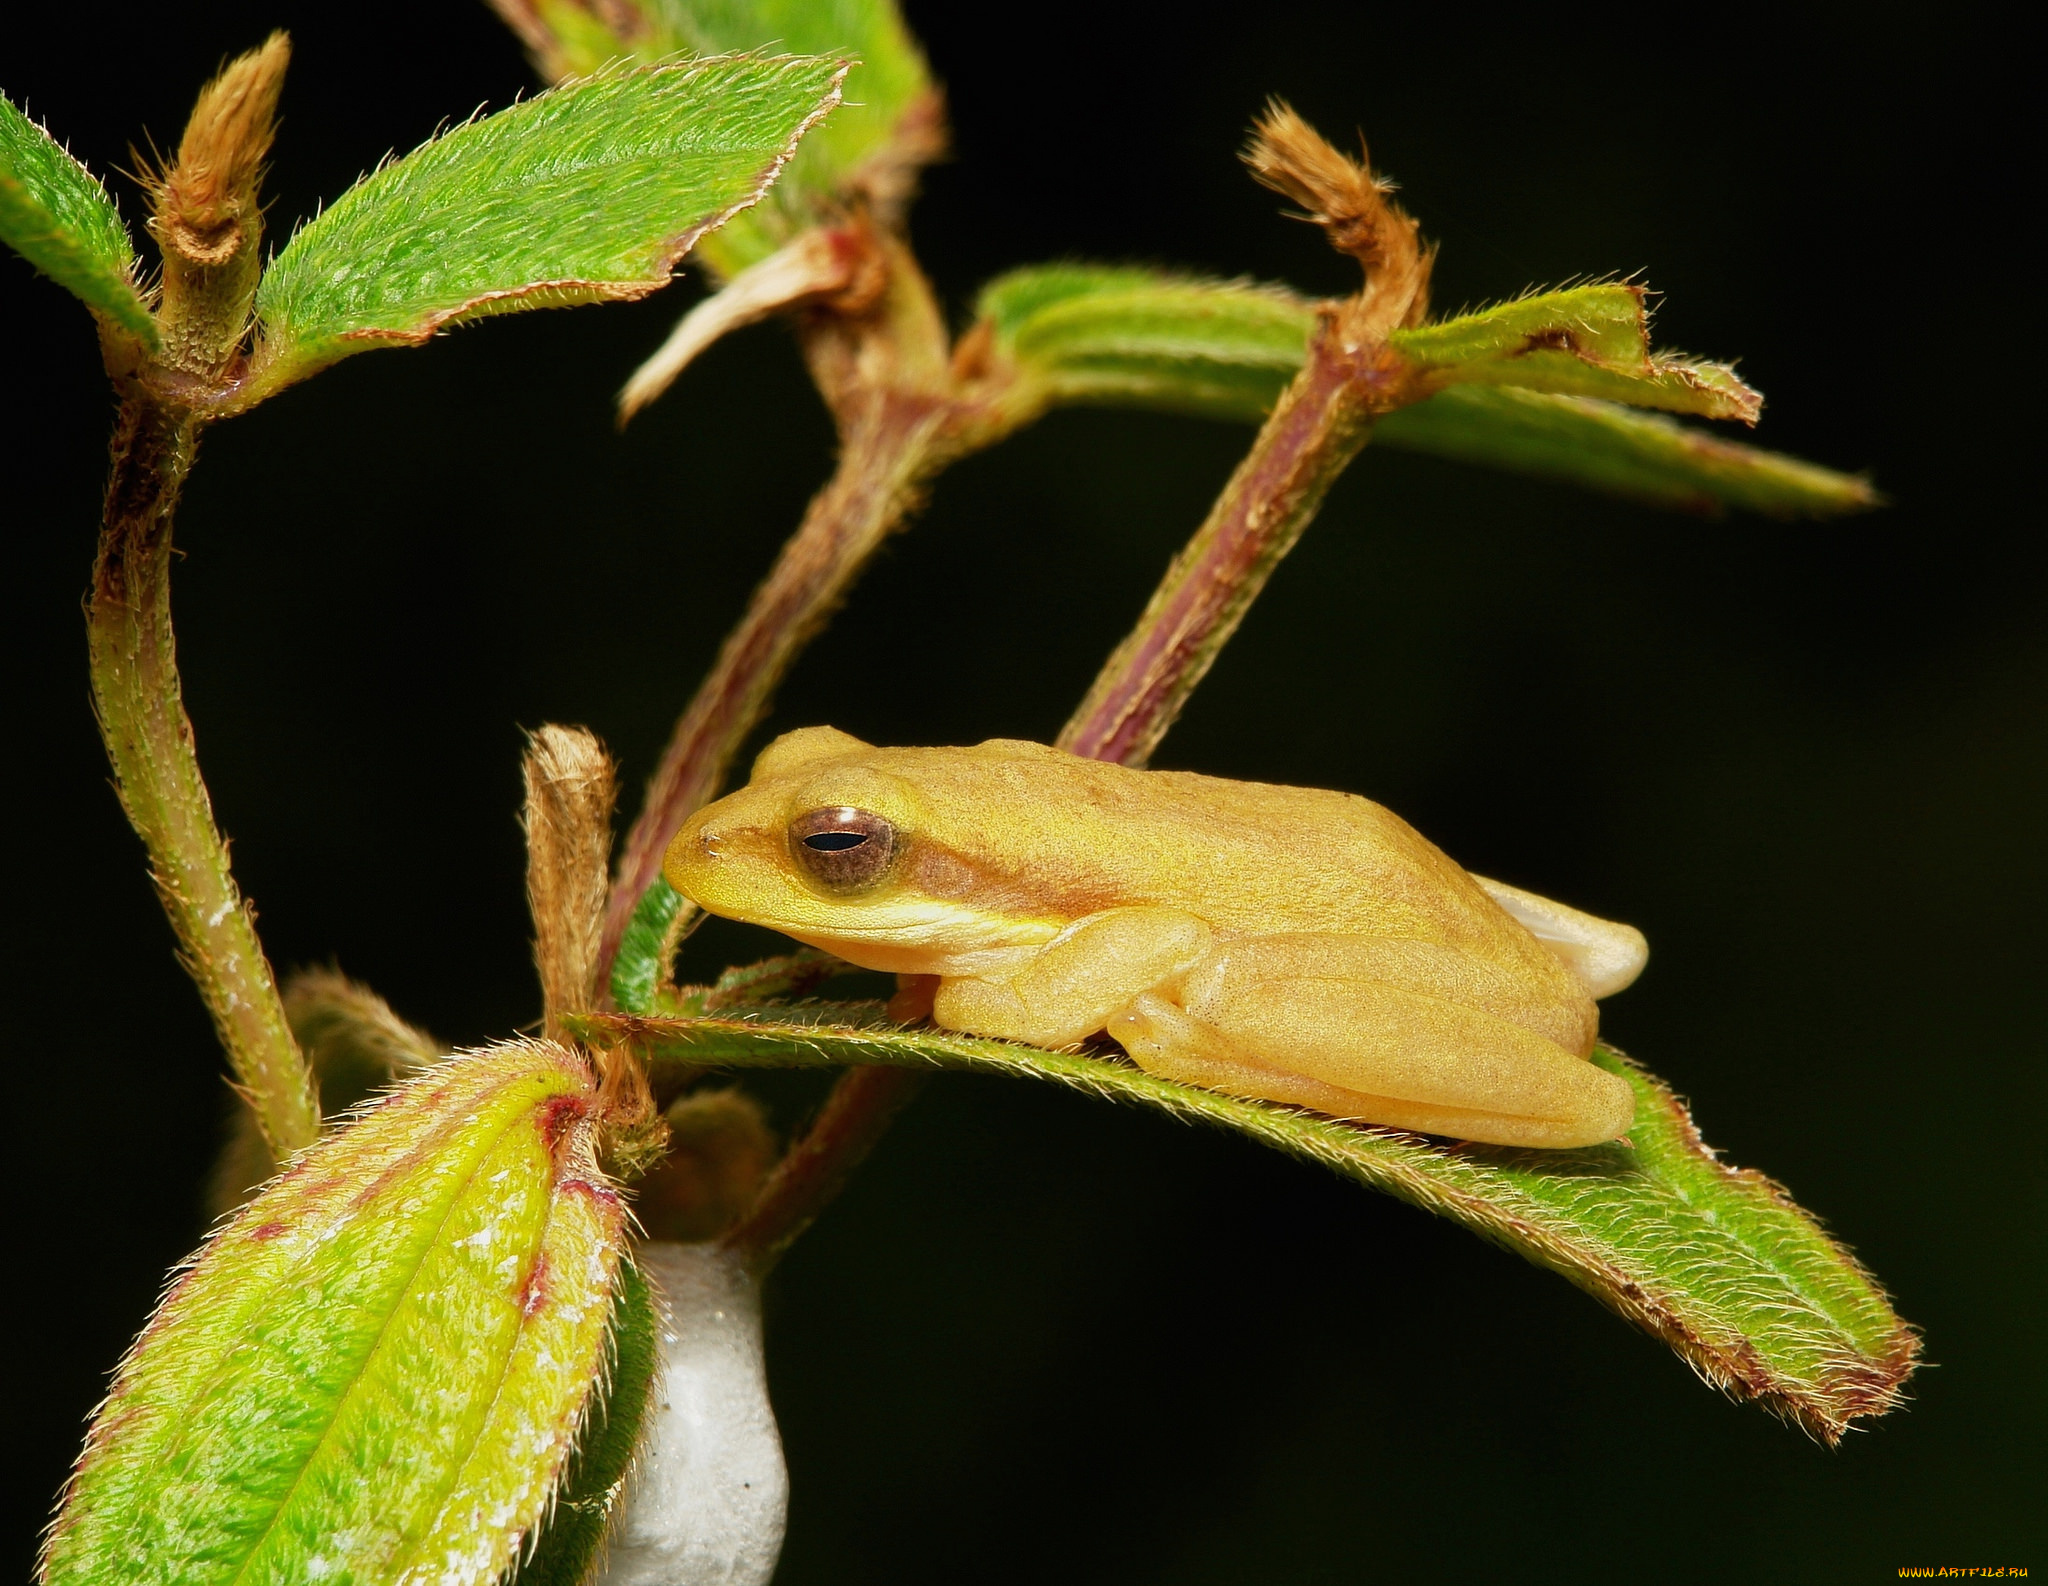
[1109, 935, 1633, 1149]
[1108, 992, 1433, 1128]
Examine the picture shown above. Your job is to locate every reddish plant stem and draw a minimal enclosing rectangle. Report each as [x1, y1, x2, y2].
[721, 1066, 926, 1273]
[679, 121, 1423, 1266]
[599, 391, 950, 975]
[91, 393, 320, 1158]
[608, 234, 970, 1271]
[1060, 311, 1412, 764]
[598, 226, 960, 985]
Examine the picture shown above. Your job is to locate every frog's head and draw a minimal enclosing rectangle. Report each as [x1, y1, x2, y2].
[663, 726, 1064, 964]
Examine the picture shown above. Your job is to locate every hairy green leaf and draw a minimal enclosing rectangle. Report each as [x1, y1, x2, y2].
[610, 881, 862, 1018]
[971, 264, 1874, 518]
[659, 0, 933, 276]
[1397, 285, 1760, 422]
[492, 0, 929, 277]
[42, 1041, 625, 1586]
[1378, 385, 1878, 518]
[574, 1008, 1917, 1442]
[0, 91, 155, 346]
[241, 54, 845, 406]
[613, 876, 693, 1014]
[519, 1257, 661, 1586]
[975, 264, 1316, 421]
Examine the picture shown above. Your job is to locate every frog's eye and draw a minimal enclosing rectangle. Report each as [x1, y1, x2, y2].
[789, 806, 898, 891]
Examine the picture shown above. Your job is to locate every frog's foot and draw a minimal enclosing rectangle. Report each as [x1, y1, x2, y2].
[1108, 945, 1634, 1150]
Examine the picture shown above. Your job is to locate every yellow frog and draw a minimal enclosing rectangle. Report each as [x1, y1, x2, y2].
[664, 727, 1648, 1148]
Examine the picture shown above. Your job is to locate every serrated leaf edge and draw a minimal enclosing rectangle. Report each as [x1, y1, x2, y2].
[332, 57, 851, 350]
[225, 53, 848, 414]
[0, 95, 157, 348]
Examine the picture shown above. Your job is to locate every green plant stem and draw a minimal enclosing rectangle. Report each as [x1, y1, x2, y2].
[1060, 309, 1411, 764]
[90, 391, 319, 1158]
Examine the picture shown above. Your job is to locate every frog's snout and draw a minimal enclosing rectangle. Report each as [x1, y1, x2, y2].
[661, 813, 721, 901]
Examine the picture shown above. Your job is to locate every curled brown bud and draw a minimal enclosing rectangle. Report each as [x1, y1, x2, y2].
[1244, 100, 1432, 338]
[145, 32, 290, 375]
[152, 32, 289, 265]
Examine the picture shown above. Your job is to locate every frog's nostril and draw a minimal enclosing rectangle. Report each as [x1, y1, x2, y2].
[700, 830, 723, 858]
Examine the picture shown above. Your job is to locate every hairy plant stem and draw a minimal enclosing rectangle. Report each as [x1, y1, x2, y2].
[689, 135, 1424, 1268]
[604, 232, 962, 1267]
[91, 392, 319, 1158]
[721, 1065, 926, 1274]
[1060, 310, 1412, 764]
[600, 225, 964, 981]
[601, 392, 951, 975]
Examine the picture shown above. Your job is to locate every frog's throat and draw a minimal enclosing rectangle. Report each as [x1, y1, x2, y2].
[770, 900, 1061, 979]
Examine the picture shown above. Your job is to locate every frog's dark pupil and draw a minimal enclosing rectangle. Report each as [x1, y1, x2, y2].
[789, 805, 897, 890]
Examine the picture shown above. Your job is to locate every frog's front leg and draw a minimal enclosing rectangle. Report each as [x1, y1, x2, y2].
[1106, 934, 1635, 1149]
[934, 907, 1212, 1049]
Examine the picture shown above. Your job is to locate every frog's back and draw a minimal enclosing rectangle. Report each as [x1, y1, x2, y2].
[881, 739, 1520, 951]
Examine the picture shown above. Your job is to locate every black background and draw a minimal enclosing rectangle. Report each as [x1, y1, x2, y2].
[4, 3, 2039, 1581]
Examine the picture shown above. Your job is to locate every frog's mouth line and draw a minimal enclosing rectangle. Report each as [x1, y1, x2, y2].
[754, 896, 1058, 951]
